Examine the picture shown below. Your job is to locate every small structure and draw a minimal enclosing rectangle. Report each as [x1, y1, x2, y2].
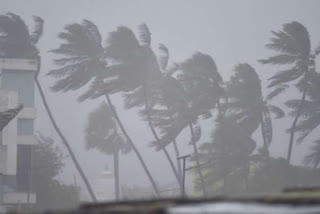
[0, 58, 38, 208]
[93, 171, 115, 201]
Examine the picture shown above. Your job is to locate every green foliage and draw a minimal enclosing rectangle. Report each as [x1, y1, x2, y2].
[32, 134, 79, 211]
[0, 13, 43, 58]
[85, 102, 131, 155]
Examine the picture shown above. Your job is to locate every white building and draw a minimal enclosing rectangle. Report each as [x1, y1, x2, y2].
[0, 58, 38, 207]
[93, 171, 115, 201]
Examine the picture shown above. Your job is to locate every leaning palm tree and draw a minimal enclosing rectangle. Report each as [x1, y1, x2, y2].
[85, 102, 131, 200]
[0, 13, 97, 201]
[259, 21, 319, 163]
[225, 64, 284, 154]
[48, 20, 160, 197]
[149, 53, 224, 197]
[81, 24, 182, 188]
[286, 72, 320, 167]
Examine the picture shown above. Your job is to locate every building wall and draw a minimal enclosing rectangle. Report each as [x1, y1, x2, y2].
[0, 58, 38, 205]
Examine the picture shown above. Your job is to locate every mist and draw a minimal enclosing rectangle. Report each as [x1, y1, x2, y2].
[1, 0, 320, 212]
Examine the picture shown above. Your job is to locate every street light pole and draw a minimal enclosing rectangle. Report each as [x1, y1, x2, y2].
[177, 155, 191, 197]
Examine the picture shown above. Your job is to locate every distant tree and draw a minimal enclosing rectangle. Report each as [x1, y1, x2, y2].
[49, 20, 160, 197]
[259, 21, 319, 163]
[32, 134, 79, 211]
[0, 13, 96, 201]
[85, 102, 131, 200]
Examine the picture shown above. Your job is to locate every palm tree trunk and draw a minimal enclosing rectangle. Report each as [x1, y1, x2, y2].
[114, 150, 120, 200]
[104, 94, 160, 197]
[260, 115, 268, 151]
[35, 77, 97, 202]
[172, 138, 182, 177]
[142, 88, 182, 189]
[167, 107, 182, 178]
[287, 75, 309, 163]
[189, 123, 207, 197]
[216, 99, 227, 193]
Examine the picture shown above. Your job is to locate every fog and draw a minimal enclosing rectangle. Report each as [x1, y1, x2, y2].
[1, 0, 320, 211]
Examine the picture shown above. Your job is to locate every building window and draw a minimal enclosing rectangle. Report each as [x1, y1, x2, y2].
[17, 119, 34, 135]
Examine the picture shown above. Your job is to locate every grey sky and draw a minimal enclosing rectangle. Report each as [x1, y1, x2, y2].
[2, 0, 320, 199]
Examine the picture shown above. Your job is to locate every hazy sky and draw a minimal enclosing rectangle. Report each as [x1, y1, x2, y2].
[2, 0, 320, 199]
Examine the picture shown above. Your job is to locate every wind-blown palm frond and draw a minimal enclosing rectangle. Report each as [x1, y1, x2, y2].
[158, 43, 169, 70]
[259, 22, 311, 92]
[304, 139, 320, 168]
[138, 23, 151, 47]
[268, 104, 285, 119]
[266, 84, 289, 100]
[30, 16, 44, 45]
[268, 68, 304, 88]
[0, 13, 38, 58]
[48, 20, 105, 94]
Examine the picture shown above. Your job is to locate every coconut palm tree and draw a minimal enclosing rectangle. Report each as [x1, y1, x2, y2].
[85, 102, 131, 200]
[48, 20, 160, 197]
[225, 64, 284, 154]
[0, 13, 97, 201]
[148, 53, 224, 197]
[286, 72, 320, 167]
[259, 21, 320, 163]
[80, 24, 182, 188]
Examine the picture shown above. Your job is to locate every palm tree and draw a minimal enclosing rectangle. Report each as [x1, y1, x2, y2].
[259, 21, 319, 163]
[199, 63, 285, 195]
[225, 64, 284, 154]
[85, 102, 131, 200]
[149, 52, 224, 197]
[286, 72, 320, 167]
[0, 13, 97, 201]
[48, 20, 161, 197]
[81, 24, 182, 188]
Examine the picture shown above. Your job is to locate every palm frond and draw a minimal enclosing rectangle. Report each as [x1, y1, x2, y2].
[268, 104, 285, 119]
[259, 54, 297, 65]
[0, 13, 38, 58]
[266, 84, 289, 100]
[30, 16, 44, 45]
[138, 23, 151, 47]
[304, 139, 320, 168]
[105, 26, 140, 62]
[268, 68, 303, 88]
[158, 43, 169, 70]
[295, 114, 320, 144]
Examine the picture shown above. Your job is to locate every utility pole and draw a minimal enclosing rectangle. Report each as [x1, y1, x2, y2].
[177, 155, 191, 197]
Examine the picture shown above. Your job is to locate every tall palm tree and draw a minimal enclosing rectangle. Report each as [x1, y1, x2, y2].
[48, 20, 161, 197]
[149, 53, 224, 197]
[0, 13, 97, 201]
[85, 102, 131, 200]
[286, 72, 320, 167]
[259, 21, 319, 163]
[81, 24, 182, 188]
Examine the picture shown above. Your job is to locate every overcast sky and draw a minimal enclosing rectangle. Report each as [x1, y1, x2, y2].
[2, 0, 320, 199]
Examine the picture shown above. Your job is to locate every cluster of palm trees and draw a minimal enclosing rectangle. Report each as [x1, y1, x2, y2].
[1, 13, 320, 200]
